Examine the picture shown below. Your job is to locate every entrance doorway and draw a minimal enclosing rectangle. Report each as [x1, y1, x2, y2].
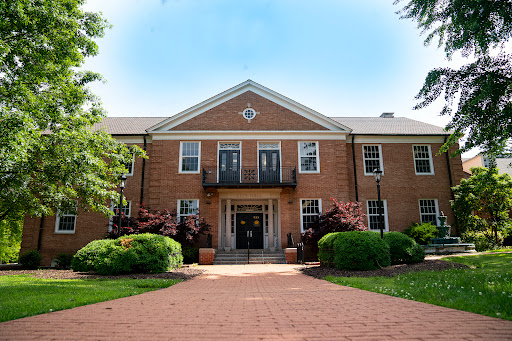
[219, 149, 240, 183]
[236, 213, 264, 249]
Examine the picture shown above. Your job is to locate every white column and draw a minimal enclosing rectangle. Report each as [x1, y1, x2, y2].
[225, 199, 232, 251]
[268, 199, 274, 251]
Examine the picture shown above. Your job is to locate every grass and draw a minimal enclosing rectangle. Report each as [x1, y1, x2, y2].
[0, 275, 181, 322]
[326, 253, 512, 321]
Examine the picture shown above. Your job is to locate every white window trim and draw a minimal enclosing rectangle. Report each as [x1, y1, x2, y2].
[217, 141, 242, 183]
[177, 199, 200, 221]
[418, 198, 439, 225]
[55, 209, 77, 234]
[366, 199, 389, 232]
[298, 141, 320, 174]
[257, 141, 282, 182]
[125, 154, 135, 176]
[362, 144, 384, 176]
[109, 200, 132, 232]
[413, 144, 435, 175]
[300, 198, 322, 233]
[179, 141, 201, 174]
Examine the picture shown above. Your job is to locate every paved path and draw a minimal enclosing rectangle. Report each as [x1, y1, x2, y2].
[2, 264, 512, 340]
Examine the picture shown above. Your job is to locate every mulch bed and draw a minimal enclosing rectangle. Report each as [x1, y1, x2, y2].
[300, 259, 469, 279]
[0, 267, 204, 280]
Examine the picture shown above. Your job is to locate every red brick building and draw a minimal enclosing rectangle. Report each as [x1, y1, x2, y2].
[21, 80, 465, 265]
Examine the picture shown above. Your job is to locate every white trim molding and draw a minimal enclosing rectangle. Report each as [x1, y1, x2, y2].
[179, 141, 201, 174]
[298, 141, 320, 173]
[413, 144, 435, 175]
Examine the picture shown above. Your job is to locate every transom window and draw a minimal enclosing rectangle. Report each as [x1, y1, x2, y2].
[413, 145, 434, 174]
[363, 145, 383, 175]
[180, 142, 200, 173]
[178, 199, 199, 222]
[299, 142, 319, 173]
[301, 199, 321, 232]
[55, 209, 77, 234]
[219, 143, 240, 150]
[419, 199, 439, 225]
[367, 200, 389, 232]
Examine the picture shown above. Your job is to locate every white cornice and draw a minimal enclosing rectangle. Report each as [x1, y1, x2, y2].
[150, 130, 348, 140]
[114, 136, 152, 144]
[148, 80, 352, 133]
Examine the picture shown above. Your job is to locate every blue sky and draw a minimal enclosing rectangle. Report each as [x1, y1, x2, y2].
[82, 0, 473, 154]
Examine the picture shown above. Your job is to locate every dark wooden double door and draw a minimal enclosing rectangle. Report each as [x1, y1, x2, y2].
[236, 213, 264, 249]
[218, 149, 280, 184]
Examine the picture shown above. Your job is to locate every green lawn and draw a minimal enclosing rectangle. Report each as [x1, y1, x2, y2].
[326, 253, 512, 321]
[0, 275, 181, 322]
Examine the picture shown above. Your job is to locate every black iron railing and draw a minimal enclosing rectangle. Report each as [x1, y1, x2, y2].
[202, 166, 297, 187]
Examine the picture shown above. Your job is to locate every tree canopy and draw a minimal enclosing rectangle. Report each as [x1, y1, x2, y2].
[395, 0, 512, 155]
[451, 167, 512, 242]
[0, 0, 143, 222]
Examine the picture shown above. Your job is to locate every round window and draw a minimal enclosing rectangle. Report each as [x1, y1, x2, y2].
[243, 108, 256, 120]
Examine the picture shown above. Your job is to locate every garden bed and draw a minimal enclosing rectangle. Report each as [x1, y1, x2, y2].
[0, 268, 203, 280]
[300, 259, 468, 279]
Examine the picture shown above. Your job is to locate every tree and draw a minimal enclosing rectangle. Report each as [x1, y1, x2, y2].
[109, 205, 211, 246]
[451, 167, 512, 243]
[302, 198, 367, 245]
[0, 0, 144, 223]
[395, 0, 512, 155]
[0, 215, 23, 263]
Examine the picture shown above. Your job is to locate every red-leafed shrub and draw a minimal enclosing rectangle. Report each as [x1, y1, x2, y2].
[109, 205, 210, 246]
[302, 198, 368, 245]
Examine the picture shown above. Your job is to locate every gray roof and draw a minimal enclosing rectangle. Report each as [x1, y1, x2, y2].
[92, 117, 167, 135]
[91, 116, 449, 136]
[331, 117, 449, 135]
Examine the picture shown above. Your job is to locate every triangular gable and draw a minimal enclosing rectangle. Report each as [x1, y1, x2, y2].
[148, 80, 351, 132]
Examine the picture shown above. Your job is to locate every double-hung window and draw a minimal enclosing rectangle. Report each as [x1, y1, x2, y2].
[110, 201, 132, 231]
[419, 199, 439, 225]
[55, 208, 77, 234]
[298, 142, 320, 173]
[177, 199, 199, 223]
[124, 153, 135, 176]
[300, 199, 321, 232]
[179, 142, 201, 173]
[413, 145, 434, 175]
[363, 145, 383, 175]
[366, 200, 389, 232]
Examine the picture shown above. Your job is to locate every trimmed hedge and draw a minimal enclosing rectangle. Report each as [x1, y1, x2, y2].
[72, 233, 183, 275]
[19, 250, 41, 269]
[403, 223, 438, 245]
[333, 231, 390, 270]
[317, 233, 341, 266]
[383, 232, 425, 265]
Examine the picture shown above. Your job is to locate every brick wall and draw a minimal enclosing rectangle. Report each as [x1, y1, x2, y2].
[171, 91, 329, 131]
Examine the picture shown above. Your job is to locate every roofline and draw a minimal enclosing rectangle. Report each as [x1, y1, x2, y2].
[147, 80, 352, 132]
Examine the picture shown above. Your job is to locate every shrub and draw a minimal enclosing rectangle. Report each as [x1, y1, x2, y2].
[462, 230, 504, 251]
[333, 231, 390, 270]
[403, 223, 438, 245]
[72, 234, 183, 275]
[317, 233, 341, 266]
[19, 250, 41, 269]
[302, 198, 367, 245]
[383, 232, 425, 265]
[55, 253, 73, 269]
[182, 246, 199, 264]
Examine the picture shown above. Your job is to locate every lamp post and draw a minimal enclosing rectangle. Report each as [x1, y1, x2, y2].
[373, 168, 384, 238]
[118, 174, 127, 238]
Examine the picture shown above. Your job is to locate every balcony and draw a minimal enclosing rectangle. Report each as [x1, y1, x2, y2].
[202, 166, 297, 188]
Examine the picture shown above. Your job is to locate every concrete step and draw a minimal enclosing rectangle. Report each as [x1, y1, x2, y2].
[214, 250, 286, 265]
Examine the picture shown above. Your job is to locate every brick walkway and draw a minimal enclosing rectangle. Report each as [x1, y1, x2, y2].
[2, 264, 512, 340]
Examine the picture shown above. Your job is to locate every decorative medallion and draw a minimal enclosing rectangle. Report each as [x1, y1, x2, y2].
[254, 220, 260, 225]
[239, 103, 260, 123]
[240, 221, 246, 225]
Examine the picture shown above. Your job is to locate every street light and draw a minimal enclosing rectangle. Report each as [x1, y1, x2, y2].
[373, 168, 384, 238]
[118, 174, 127, 238]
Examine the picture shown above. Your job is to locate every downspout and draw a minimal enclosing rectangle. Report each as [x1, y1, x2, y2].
[139, 135, 147, 205]
[37, 214, 45, 252]
[351, 135, 359, 202]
